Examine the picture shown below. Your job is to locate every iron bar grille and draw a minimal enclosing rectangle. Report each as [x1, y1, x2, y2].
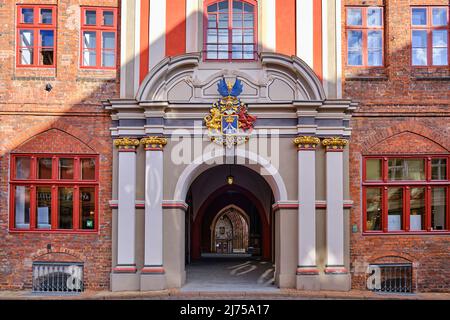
[369, 263, 413, 293]
[32, 262, 84, 294]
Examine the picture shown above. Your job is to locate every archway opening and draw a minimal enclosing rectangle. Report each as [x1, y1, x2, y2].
[182, 164, 277, 291]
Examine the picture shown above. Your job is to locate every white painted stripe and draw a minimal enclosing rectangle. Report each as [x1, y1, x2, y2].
[321, 0, 329, 97]
[186, 0, 200, 53]
[120, 1, 127, 98]
[149, 0, 166, 70]
[262, 0, 276, 52]
[134, 0, 141, 96]
[296, 0, 314, 68]
[335, 0, 343, 98]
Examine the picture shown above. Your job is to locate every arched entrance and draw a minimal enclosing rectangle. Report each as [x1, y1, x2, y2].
[182, 163, 279, 291]
[211, 205, 249, 254]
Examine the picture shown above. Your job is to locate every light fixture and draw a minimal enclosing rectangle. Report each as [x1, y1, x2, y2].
[226, 164, 234, 185]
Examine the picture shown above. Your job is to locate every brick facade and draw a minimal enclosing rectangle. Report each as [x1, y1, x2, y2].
[0, 0, 119, 290]
[344, 0, 450, 292]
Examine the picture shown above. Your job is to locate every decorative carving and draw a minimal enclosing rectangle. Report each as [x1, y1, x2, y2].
[141, 136, 168, 150]
[205, 78, 257, 148]
[322, 137, 349, 151]
[293, 136, 321, 150]
[114, 138, 140, 150]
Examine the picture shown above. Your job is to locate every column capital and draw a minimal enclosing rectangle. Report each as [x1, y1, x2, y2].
[114, 137, 140, 152]
[293, 136, 321, 150]
[141, 136, 168, 151]
[322, 137, 348, 152]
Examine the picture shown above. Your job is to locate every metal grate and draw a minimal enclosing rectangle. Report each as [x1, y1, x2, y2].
[369, 263, 413, 293]
[32, 262, 84, 294]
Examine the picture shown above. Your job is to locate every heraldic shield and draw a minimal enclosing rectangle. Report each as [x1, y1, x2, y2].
[204, 78, 257, 148]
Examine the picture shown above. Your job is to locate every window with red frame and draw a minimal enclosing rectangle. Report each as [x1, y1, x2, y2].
[81, 7, 117, 69]
[346, 7, 383, 66]
[17, 5, 56, 67]
[204, 0, 257, 60]
[411, 7, 449, 66]
[10, 155, 99, 232]
[363, 156, 449, 234]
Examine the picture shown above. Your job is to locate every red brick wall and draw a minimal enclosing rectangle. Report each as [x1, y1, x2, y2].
[344, 0, 450, 292]
[0, 0, 119, 290]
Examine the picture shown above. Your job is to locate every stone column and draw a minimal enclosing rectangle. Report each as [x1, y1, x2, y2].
[294, 136, 320, 290]
[111, 138, 140, 291]
[322, 137, 351, 291]
[140, 137, 168, 290]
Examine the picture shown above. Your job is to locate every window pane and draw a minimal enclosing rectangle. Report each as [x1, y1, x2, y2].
[15, 186, 30, 229]
[81, 158, 96, 180]
[366, 159, 382, 180]
[218, 29, 228, 43]
[83, 50, 96, 66]
[207, 29, 218, 43]
[58, 187, 73, 229]
[218, 14, 228, 28]
[431, 187, 447, 230]
[388, 188, 403, 231]
[102, 51, 115, 67]
[59, 158, 74, 180]
[347, 8, 362, 26]
[103, 11, 114, 26]
[218, 44, 228, 59]
[37, 186, 52, 229]
[412, 8, 427, 26]
[388, 158, 425, 181]
[367, 8, 382, 26]
[432, 48, 448, 66]
[80, 188, 95, 229]
[39, 48, 54, 65]
[433, 30, 448, 47]
[38, 158, 52, 179]
[432, 158, 447, 180]
[85, 10, 97, 25]
[366, 188, 382, 231]
[412, 48, 428, 66]
[412, 30, 427, 47]
[232, 29, 242, 43]
[207, 3, 217, 13]
[20, 30, 33, 47]
[83, 31, 96, 49]
[243, 14, 253, 28]
[243, 3, 253, 13]
[208, 15, 217, 28]
[368, 50, 382, 66]
[102, 32, 115, 49]
[40, 30, 54, 46]
[368, 31, 382, 49]
[22, 8, 34, 24]
[243, 29, 253, 43]
[218, 0, 228, 12]
[348, 30, 362, 66]
[410, 187, 425, 231]
[233, 1, 243, 13]
[233, 15, 243, 28]
[432, 8, 448, 26]
[207, 45, 217, 59]
[40, 9, 52, 24]
[232, 44, 243, 59]
[243, 44, 253, 59]
[15, 157, 31, 179]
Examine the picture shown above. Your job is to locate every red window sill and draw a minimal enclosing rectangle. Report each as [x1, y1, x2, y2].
[9, 229, 99, 235]
[362, 231, 450, 236]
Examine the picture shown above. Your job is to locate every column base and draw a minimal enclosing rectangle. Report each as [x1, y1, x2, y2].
[277, 273, 297, 288]
[110, 272, 140, 292]
[140, 273, 167, 291]
[321, 266, 351, 291]
[296, 266, 320, 290]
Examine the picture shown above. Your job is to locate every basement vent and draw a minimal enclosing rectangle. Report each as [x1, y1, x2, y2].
[32, 262, 84, 294]
[368, 263, 413, 294]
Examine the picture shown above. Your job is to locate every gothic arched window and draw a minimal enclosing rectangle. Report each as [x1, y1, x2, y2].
[204, 0, 257, 60]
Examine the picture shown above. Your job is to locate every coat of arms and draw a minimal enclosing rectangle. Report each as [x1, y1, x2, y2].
[204, 78, 257, 148]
